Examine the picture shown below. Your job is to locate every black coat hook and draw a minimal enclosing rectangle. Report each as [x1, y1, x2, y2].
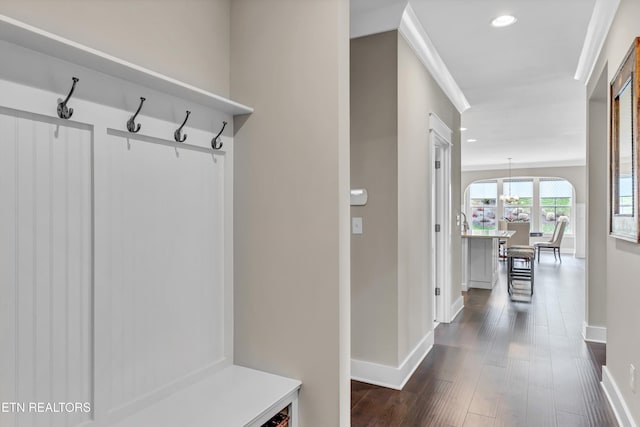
[212, 121, 227, 150]
[127, 97, 146, 133]
[174, 110, 191, 143]
[57, 77, 79, 119]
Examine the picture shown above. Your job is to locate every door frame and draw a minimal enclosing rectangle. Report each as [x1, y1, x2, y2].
[429, 113, 452, 324]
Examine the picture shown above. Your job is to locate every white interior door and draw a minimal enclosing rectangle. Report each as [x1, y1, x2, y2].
[429, 113, 452, 324]
[433, 146, 442, 324]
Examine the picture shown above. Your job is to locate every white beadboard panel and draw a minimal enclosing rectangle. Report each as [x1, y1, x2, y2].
[0, 110, 18, 427]
[102, 130, 226, 415]
[0, 109, 93, 427]
[0, 52, 235, 426]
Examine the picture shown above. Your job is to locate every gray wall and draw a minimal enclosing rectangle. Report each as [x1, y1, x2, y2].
[350, 31, 399, 365]
[587, 0, 640, 421]
[231, 1, 350, 425]
[0, 0, 231, 96]
[586, 70, 608, 330]
[397, 34, 461, 359]
[350, 30, 461, 369]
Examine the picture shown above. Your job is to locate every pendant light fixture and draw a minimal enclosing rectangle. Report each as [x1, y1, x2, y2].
[500, 158, 519, 204]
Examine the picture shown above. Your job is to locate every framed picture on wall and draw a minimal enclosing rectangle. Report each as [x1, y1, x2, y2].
[610, 37, 640, 243]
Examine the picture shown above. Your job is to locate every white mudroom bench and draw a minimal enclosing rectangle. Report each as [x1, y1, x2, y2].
[109, 365, 301, 427]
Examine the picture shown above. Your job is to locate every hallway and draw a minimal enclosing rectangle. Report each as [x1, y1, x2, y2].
[351, 257, 617, 426]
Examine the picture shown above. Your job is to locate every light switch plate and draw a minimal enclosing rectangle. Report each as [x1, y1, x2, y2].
[352, 217, 363, 235]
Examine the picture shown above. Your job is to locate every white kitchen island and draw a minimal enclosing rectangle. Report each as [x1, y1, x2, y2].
[461, 230, 516, 290]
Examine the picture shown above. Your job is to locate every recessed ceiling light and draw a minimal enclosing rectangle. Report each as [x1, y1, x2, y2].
[460, 127, 467, 131]
[491, 15, 517, 28]
[467, 139, 477, 142]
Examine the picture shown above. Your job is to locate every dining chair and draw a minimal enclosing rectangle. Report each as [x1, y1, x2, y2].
[534, 217, 568, 262]
[505, 221, 531, 248]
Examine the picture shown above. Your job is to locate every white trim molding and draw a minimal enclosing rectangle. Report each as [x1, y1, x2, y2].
[574, 0, 621, 84]
[429, 113, 453, 324]
[450, 296, 464, 322]
[602, 366, 639, 427]
[429, 112, 453, 144]
[351, 331, 434, 390]
[398, 4, 470, 113]
[582, 321, 607, 343]
[0, 14, 252, 115]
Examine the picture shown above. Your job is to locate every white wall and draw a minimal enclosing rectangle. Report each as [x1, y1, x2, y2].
[231, 1, 351, 425]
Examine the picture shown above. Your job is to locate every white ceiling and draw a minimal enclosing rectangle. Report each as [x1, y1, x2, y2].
[350, 0, 596, 171]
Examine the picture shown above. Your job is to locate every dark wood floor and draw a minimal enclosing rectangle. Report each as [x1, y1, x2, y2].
[351, 257, 617, 427]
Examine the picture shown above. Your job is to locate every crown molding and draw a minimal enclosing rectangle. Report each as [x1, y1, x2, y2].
[574, 0, 621, 84]
[398, 4, 470, 113]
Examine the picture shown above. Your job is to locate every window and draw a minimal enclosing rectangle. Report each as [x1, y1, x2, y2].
[540, 179, 572, 233]
[468, 177, 575, 235]
[502, 179, 533, 221]
[469, 181, 497, 230]
[619, 175, 633, 215]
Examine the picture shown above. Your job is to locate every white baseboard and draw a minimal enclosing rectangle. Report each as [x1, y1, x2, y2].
[582, 321, 607, 343]
[450, 296, 464, 322]
[461, 282, 468, 292]
[602, 366, 638, 427]
[351, 330, 434, 390]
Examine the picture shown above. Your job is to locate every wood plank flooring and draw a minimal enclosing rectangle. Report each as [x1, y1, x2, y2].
[351, 257, 617, 427]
